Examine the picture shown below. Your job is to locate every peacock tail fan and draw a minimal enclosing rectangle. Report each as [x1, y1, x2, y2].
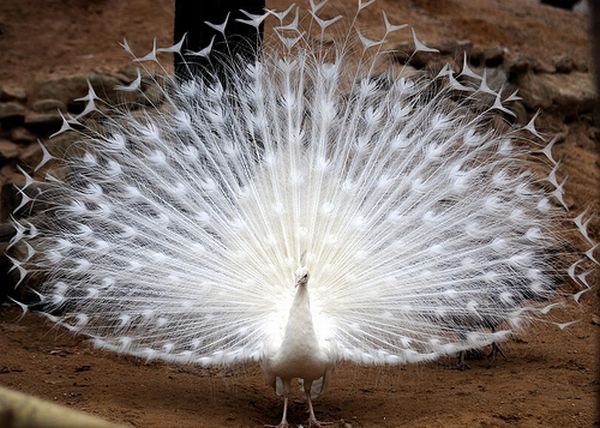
[8, 1, 596, 368]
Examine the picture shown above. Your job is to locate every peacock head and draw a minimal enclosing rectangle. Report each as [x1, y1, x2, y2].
[294, 267, 310, 288]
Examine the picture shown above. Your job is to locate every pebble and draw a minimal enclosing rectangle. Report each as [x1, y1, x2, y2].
[506, 53, 555, 79]
[18, 143, 43, 167]
[0, 140, 20, 160]
[510, 101, 529, 126]
[391, 42, 412, 65]
[518, 71, 596, 115]
[142, 85, 164, 106]
[433, 39, 473, 55]
[468, 45, 485, 66]
[35, 73, 124, 113]
[391, 42, 445, 69]
[24, 112, 63, 134]
[554, 55, 575, 73]
[0, 84, 27, 102]
[485, 68, 508, 91]
[0, 102, 25, 123]
[0, 179, 19, 221]
[32, 98, 67, 113]
[483, 46, 505, 67]
[493, 115, 512, 133]
[10, 127, 37, 144]
[0, 222, 15, 242]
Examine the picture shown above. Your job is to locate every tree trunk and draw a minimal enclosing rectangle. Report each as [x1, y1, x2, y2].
[174, 0, 266, 81]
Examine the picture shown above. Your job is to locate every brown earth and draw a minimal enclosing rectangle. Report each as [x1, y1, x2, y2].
[0, 0, 599, 427]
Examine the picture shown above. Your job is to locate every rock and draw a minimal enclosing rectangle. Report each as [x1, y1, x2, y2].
[506, 54, 555, 79]
[18, 142, 43, 168]
[483, 46, 505, 67]
[24, 112, 62, 135]
[0, 140, 20, 160]
[433, 39, 473, 55]
[391, 42, 442, 69]
[506, 54, 533, 77]
[510, 101, 529, 126]
[142, 84, 164, 106]
[554, 55, 575, 73]
[0, 102, 25, 123]
[391, 42, 411, 64]
[35, 73, 125, 113]
[411, 51, 440, 69]
[518, 72, 597, 115]
[485, 68, 508, 92]
[0, 179, 18, 221]
[0, 84, 27, 102]
[531, 60, 556, 74]
[47, 132, 79, 157]
[31, 98, 67, 113]
[493, 115, 511, 133]
[0, 222, 15, 242]
[116, 64, 140, 81]
[468, 45, 485, 67]
[10, 127, 37, 144]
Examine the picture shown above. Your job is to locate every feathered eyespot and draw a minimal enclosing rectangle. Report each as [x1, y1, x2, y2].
[139, 122, 161, 142]
[106, 134, 126, 150]
[81, 152, 97, 166]
[463, 129, 480, 146]
[431, 113, 450, 129]
[67, 200, 88, 215]
[86, 288, 99, 298]
[106, 160, 122, 176]
[123, 185, 142, 199]
[74, 258, 91, 272]
[119, 225, 137, 239]
[147, 150, 167, 165]
[537, 198, 551, 213]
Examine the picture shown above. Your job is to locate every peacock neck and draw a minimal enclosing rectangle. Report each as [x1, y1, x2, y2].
[289, 284, 313, 327]
[279, 284, 319, 353]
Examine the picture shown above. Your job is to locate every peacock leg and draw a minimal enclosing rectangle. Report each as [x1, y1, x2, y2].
[303, 380, 332, 428]
[455, 351, 471, 370]
[487, 342, 507, 367]
[265, 379, 290, 428]
[444, 351, 470, 370]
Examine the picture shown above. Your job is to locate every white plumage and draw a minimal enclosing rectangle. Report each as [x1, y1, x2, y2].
[8, 2, 595, 426]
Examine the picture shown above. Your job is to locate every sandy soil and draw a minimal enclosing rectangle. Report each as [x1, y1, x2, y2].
[0, 0, 598, 427]
[1, 305, 597, 427]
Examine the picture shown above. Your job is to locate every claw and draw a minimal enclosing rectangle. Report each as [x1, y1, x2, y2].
[487, 342, 507, 367]
[308, 420, 333, 427]
[444, 351, 471, 370]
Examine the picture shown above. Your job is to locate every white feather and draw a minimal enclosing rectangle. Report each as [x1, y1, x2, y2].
[10, 3, 592, 425]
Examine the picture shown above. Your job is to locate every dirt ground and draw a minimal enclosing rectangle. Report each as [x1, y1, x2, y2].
[0, 0, 599, 427]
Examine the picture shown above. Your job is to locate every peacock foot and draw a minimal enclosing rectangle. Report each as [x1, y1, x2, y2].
[444, 351, 470, 370]
[264, 423, 289, 428]
[487, 342, 508, 368]
[449, 360, 471, 371]
[308, 419, 333, 427]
